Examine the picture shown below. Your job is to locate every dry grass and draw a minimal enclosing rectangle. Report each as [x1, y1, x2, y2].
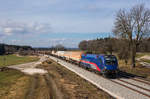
[136, 52, 150, 58]
[118, 59, 150, 80]
[0, 69, 31, 99]
[39, 59, 113, 99]
[25, 75, 52, 99]
[140, 59, 150, 63]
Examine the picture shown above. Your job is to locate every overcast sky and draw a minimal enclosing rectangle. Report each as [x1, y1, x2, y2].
[0, 0, 150, 47]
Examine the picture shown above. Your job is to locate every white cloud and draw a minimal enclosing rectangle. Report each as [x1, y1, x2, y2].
[3, 27, 13, 35]
[0, 20, 51, 36]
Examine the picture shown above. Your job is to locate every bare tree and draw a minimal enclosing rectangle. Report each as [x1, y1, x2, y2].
[79, 40, 88, 50]
[113, 4, 150, 68]
[117, 39, 130, 65]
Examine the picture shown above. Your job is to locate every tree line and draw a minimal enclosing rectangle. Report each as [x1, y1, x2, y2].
[0, 43, 33, 55]
[0, 43, 68, 56]
[79, 37, 150, 56]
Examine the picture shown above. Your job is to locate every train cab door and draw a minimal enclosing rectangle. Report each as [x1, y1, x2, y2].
[98, 58, 103, 70]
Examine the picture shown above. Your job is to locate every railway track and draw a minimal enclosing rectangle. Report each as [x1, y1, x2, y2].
[96, 69, 150, 98]
[108, 72, 150, 98]
[110, 79, 150, 98]
[49, 55, 150, 99]
[110, 78, 150, 97]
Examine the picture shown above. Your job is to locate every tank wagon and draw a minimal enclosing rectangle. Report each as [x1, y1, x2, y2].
[51, 51, 118, 77]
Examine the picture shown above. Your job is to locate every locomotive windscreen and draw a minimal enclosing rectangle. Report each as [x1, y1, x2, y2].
[104, 55, 116, 65]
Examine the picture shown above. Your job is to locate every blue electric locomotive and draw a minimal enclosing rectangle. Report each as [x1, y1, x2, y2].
[79, 54, 118, 76]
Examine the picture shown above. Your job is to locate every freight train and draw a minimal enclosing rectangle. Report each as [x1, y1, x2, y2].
[51, 51, 118, 77]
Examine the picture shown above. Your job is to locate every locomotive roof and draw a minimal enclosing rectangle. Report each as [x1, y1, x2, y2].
[81, 54, 115, 58]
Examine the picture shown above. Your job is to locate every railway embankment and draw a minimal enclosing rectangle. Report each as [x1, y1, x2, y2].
[49, 55, 150, 99]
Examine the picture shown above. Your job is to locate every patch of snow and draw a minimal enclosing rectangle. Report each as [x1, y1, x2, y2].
[22, 68, 47, 75]
[8, 55, 48, 75]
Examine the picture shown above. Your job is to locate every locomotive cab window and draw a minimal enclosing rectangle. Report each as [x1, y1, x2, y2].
[105, 56, 116, 65]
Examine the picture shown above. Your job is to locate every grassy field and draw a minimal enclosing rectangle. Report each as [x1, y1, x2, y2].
[0, 54, 39, 67]
[0, 59, 113, 99]
[0, 55, 39, 98]
[0, 69, 31, 99]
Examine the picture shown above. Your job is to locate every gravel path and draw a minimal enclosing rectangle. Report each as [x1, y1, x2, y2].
[8, 55, 48, 75]
[140, 62, 150, 68]
[49, 55, 150, 99]
[136, 55, 150, 68]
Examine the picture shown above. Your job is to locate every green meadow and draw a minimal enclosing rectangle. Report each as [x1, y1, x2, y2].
[0, 54, 39, 67]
